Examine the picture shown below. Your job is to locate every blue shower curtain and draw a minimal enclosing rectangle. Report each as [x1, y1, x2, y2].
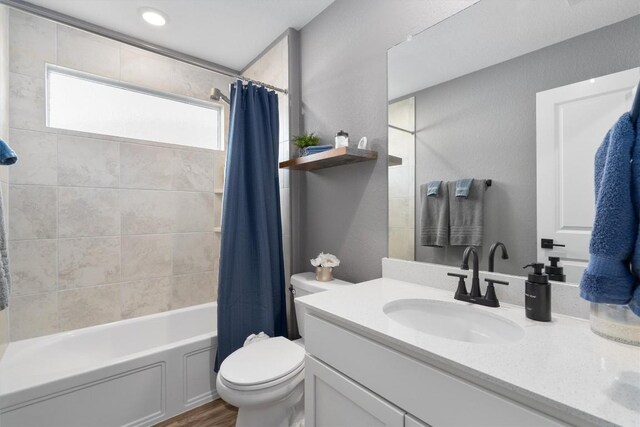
[215, 81, 287, 371]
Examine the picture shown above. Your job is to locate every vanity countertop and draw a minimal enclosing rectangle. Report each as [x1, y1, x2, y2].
[297, 278, 640, 427]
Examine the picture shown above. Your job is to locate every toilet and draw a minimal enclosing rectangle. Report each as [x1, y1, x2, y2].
[216, 272, 353, 427]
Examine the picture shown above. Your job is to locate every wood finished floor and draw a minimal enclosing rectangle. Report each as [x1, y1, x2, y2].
[153, 399, 238, 427]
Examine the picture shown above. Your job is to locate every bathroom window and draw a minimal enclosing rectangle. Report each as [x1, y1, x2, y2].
[47, 65, 223, 150]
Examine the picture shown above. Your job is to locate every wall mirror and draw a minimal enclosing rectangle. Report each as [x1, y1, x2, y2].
[387, 0, 639, 282]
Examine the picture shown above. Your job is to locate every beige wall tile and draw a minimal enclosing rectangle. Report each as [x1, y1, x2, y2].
[172, 233, 215, 275]
[171, 272, 216, 309]
[121, 277, 171, 319]
[0, 307, 8, 357]
[120, 45, 234, 101]
[10, 292, 58, 340]
[57, 25, 120, 79]
[172, 149, 215, 192]
[120, 189, 175, 235]
[243, 37, 288, 89]
[213, 150, 226, 189]
[9, 129, 57, 185]
[172, 59, 235, 102]
[9, 10, 56, 77]
[388, 227, 414, 261]
[389, 197, 412, 228]
[121, 234, 172, 280]
[58, 237, 120, 289]
[0, 22, 8, 288]
[120, 143, 173, 190]
[58, 187, 120, 237]
[9, 185, 57, 239]
[58, 135, 119, 187]
[9, 239, 57, 296]
[119, 46, 179, 94]
[59, 284, 120, 331]
[174, 192, 215, 232]
[9, 72, 45, 131]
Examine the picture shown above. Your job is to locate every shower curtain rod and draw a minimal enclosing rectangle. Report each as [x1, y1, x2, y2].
[0, 0, 289, 96]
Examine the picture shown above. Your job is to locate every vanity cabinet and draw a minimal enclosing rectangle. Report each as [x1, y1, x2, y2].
[305, 356, 406, 427]
[304, 313, 569, 427]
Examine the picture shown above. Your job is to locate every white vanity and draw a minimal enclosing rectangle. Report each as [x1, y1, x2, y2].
[296, 259, 640, 427]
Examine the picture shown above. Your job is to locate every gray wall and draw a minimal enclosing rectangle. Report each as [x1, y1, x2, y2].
[412, 16, 640, 275]
[296, 0, 476, 283]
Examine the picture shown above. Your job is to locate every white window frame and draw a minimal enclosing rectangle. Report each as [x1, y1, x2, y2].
[45, 64, 224, 150]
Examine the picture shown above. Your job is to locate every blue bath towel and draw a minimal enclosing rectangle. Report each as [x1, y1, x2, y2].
[629, 118, 640, 317]
[0, 138, 17, 165]
[455, 178, 473, 198]
[580, 113, 637, 305]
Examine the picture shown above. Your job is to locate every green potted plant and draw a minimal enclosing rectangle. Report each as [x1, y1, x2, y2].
[292, 132, 320, 156]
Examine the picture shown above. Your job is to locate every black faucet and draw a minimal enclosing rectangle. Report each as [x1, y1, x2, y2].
[446, 246, 509, 307]
[488, 242, 509, 272]
[461, 246, 481, 297]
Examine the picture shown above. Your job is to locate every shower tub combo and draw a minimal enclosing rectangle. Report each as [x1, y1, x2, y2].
[0, 303, 218, 427]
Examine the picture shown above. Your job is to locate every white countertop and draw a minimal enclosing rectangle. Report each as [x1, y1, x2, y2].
[297, 278, 640, 427]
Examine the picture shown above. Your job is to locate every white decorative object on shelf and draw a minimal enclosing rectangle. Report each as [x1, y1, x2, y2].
[310, 252, 340, 282]
[357, 136, 368, 149]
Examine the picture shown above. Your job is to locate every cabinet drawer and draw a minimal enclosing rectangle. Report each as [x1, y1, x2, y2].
[305, 314, 567, 427]
[305, 355, 405, 427]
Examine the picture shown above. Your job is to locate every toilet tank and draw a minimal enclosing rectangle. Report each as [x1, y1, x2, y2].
[291, 272, 353, 337]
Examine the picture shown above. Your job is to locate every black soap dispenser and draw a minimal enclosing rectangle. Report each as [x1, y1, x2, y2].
[545, 257, 566, 282]
[523, 263, 551, 322]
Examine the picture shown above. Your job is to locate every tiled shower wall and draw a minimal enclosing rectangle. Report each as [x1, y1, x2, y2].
[0, 5, 10, 357]
[388, 97, 415, 260]
[7, 9, 234, 340]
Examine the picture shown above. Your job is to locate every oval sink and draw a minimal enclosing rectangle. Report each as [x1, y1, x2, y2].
[383, 299, 524, 344]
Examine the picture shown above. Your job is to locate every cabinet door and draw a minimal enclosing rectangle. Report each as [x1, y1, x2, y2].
[304, 355, 405, 427]
[405, 414, 431, 427]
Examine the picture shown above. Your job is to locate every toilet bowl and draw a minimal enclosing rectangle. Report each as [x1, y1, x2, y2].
[216, 272, 353, 427]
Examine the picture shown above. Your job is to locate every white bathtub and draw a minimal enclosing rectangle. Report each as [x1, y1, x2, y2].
[0, 302, 218, 427]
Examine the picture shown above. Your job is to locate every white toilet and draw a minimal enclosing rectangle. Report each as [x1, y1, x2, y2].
[216, 272, 353, 427]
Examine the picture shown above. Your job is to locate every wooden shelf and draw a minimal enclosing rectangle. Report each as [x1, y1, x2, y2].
[388, 155, 403, 167]
[279, 147, 378, 171]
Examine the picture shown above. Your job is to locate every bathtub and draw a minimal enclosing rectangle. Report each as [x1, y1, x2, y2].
[0, 302, 218, 427]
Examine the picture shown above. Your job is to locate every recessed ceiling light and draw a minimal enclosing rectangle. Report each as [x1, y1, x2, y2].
[139, 8, 168, 27]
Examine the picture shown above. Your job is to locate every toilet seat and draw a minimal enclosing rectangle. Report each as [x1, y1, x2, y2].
[218, 337, 305, 392]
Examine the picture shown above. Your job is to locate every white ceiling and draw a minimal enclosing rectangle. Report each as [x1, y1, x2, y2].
[388, 0, 640, 100]
[27, 0, 335, 71]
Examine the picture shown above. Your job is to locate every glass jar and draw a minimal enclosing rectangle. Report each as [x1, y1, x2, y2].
[590, 303, 640, 346]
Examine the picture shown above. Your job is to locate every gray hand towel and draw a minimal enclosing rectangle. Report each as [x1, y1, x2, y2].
[448, 180, 485, 246]
[420, 181, 449, 247]
[0, 190, 10, 310]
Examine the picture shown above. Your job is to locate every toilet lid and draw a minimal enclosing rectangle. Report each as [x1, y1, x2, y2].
[219, 337, 305, 387]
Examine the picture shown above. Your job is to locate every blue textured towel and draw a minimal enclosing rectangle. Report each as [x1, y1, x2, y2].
[0, 138, 17, 165]
[580, 113, 637, 305]
[302, 145, 333, 156]
[455, 178, 473, 198]
[629, 118, 640, 317]
[426, 180, 441, 197]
